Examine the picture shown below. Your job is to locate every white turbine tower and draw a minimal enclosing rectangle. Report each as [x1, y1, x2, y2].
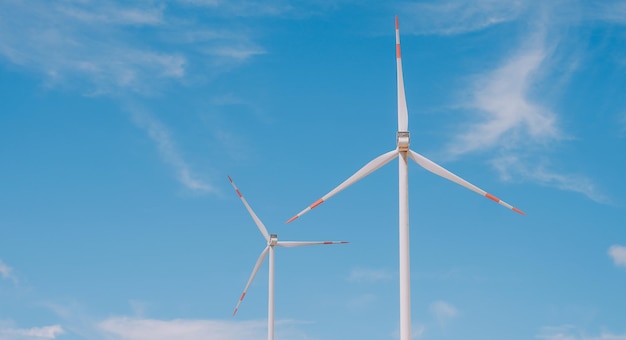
[286, 17, 524, 340]
[228, 176, 348, 340]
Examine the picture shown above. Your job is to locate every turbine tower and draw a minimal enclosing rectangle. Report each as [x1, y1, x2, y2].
[286, 17, 524, 340]
[229, 176, 347, 340]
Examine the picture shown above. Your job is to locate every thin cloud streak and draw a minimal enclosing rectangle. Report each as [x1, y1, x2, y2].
[537, 325, 626, 340]
[491, 156, 608, 204]
[98, 317, 313, 340]
[130, 107, 215, 193]
[400, 0, 526, 35]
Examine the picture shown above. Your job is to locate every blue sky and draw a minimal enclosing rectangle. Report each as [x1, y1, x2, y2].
[1, 0, 626, 339]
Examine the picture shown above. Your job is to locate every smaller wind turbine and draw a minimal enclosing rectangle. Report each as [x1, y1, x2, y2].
[228, 176, 348, 340]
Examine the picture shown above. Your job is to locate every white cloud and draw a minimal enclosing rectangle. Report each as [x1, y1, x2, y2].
[0, 1, 266, 95]
[0, 325, 64, 339]
[537, 325, 626, 340]
[130, 107, 215, 193]
[400, 0, 526, 35]
[429, 300, 458, 327]
[442, 24, 609, 203]
[448, 37, 559, 157]
[0, 1, 185, 95]
[0, 259, 17, 285]
[347, 268, 394, 283]
[608, 245, 626, 268]
[98, 317, 313, 340]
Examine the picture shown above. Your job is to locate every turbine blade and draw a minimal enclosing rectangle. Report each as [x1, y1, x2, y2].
[228, 176, 271, 241]
[396, 16, 408, 132]
[286, 150, 399, 223]
[233, 246, 270, 316]
[277, 241, 349, 248]
[408, 150, 525, 215]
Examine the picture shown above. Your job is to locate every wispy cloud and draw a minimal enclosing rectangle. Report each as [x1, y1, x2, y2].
[0, 1, 271, 190]
[0, 1, 185, 95]
[0, 1, 266, 95]
[129, 107, 215, 193]
[608, 245, 626, 268]
[441, 20, 608, 203]
[179, 0, 295, 17]
[0, 325, 64, 339]
[98, 317, 313, 340]
[0, 259, 18, 285]
[400, 0, 526, 35]
[429, 300, 459, 327]
[448, 35, 560, 157]
[491, 155, 608, 203]
[537, 325, 626, 340]
[588, 1, 626, 25]
[347, 267, 394, 283]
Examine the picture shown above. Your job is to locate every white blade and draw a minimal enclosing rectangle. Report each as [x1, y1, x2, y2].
[408, 150, 525, 215]
[277, 241, 348, 248]
[233, 246, 270, 316]
[396, 16, 408, 132]
[228, 176, 271, 241]
[286, 149, 399, 223]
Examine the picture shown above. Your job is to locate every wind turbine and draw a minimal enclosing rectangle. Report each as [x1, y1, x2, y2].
[286, 17, 524, 340]
[228, 176, 348, 340]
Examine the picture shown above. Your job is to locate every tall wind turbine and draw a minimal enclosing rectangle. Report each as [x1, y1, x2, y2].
[286, 17, 524, 340]
[228, 176, 347, 340]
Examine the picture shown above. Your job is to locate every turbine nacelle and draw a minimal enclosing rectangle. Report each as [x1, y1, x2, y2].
[397, 131, 410, 151]
[268, 234, 278, 246]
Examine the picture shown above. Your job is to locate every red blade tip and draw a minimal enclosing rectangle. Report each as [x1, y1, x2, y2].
[286, 215, 298, 224]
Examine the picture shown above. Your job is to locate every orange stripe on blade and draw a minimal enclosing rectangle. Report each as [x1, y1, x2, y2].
[235, 189, 242, 198]
[485, 193, 500, 203]
[310, 198, 324, 209]
[239, 292, 246, 301]
[513, 207, 525, 215]
[396, 44, 401, 58]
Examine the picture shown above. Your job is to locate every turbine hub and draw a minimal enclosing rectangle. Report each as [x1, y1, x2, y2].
[397, 131, 410, 151]
[269, 234, 278, 246]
